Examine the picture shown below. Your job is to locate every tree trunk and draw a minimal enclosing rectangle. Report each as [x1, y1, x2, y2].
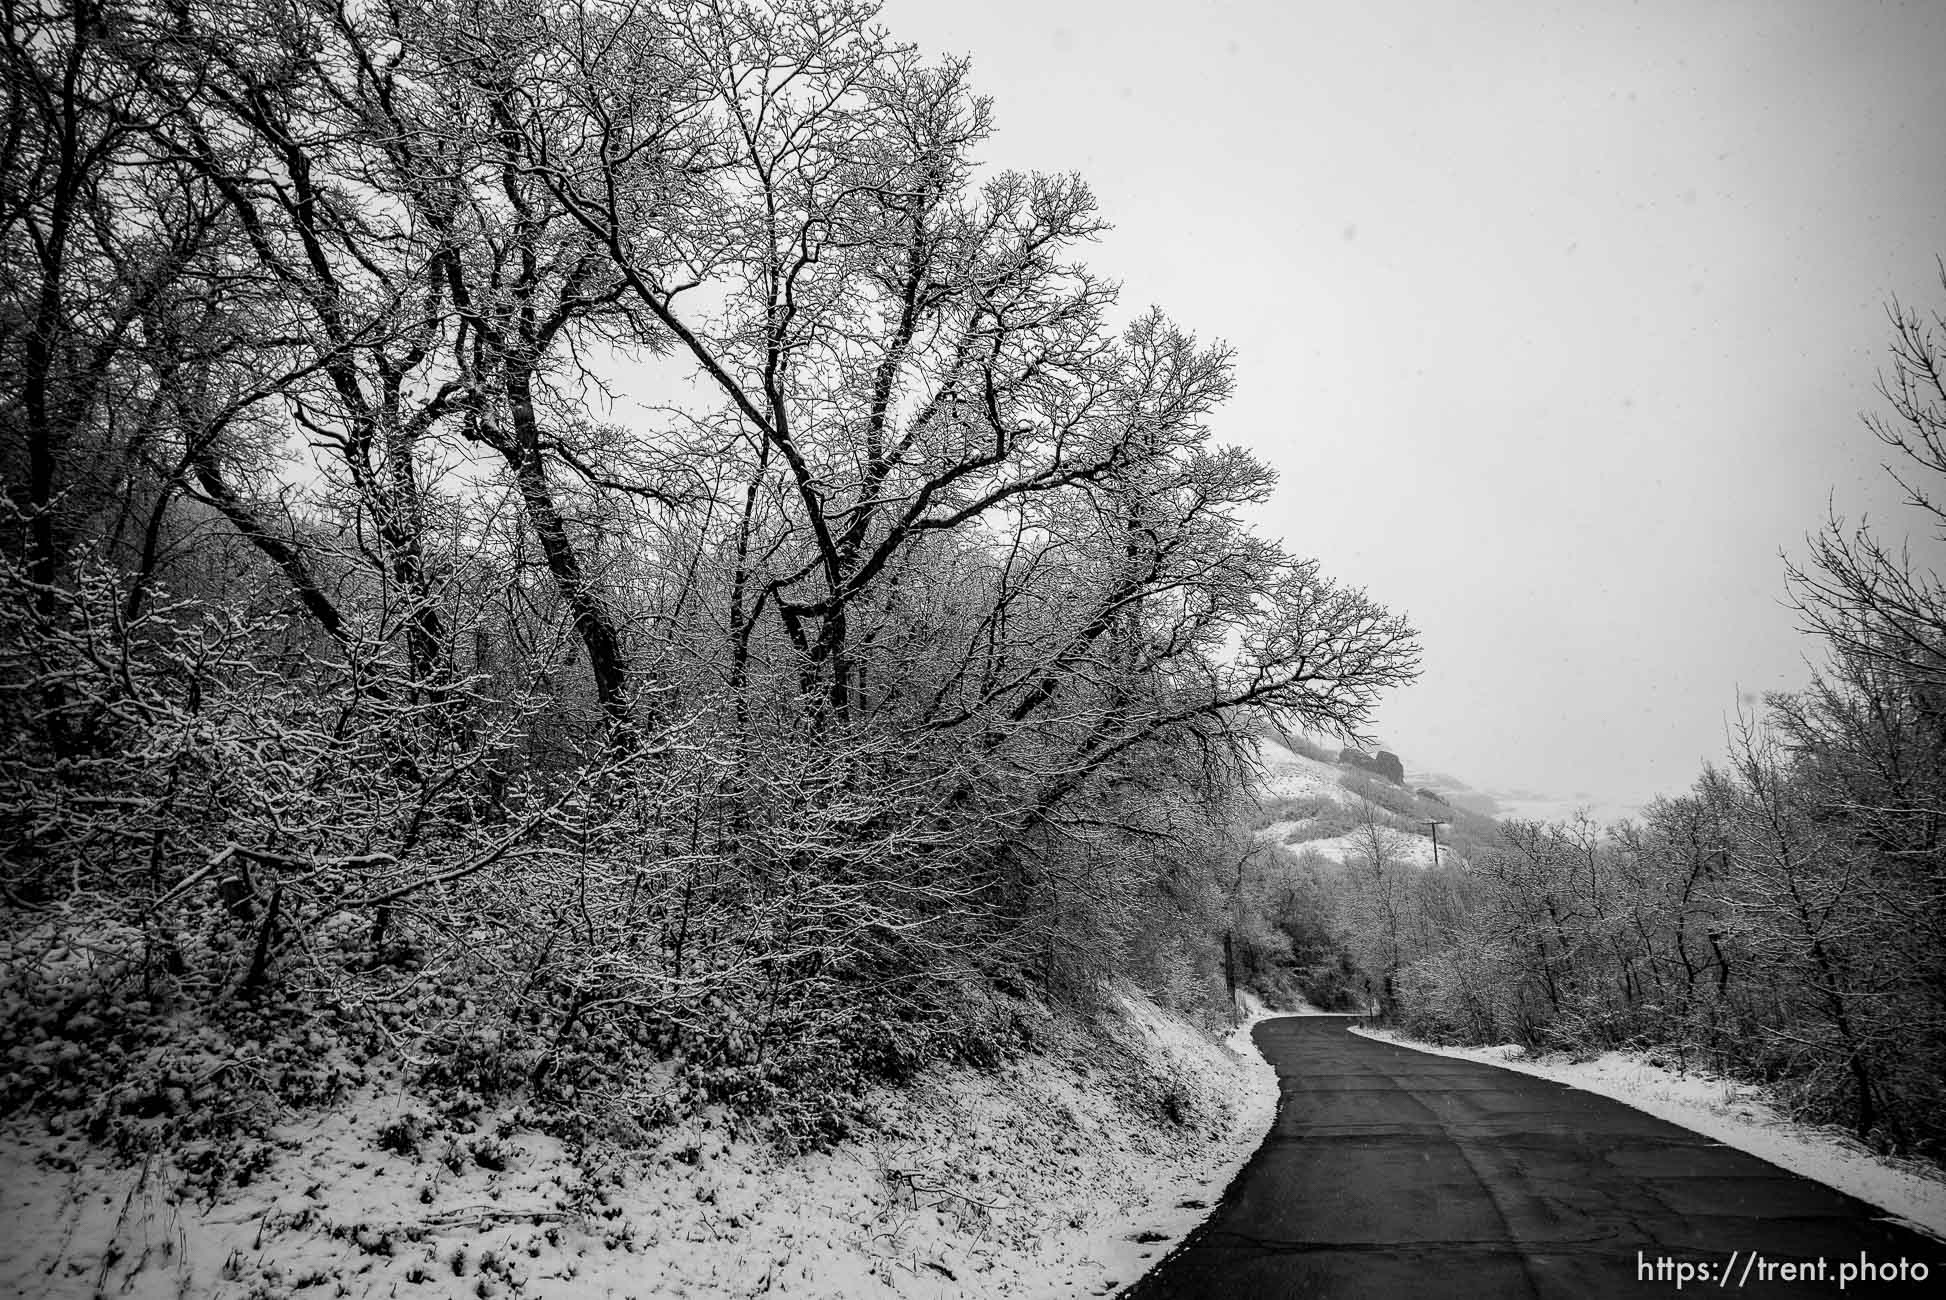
[503, 369, 634, 738]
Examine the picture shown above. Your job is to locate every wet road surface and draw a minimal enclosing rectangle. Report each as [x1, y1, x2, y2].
[1121, 1017, 1940, 1297]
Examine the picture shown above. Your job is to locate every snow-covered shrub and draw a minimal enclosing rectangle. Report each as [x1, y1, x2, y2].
[0, 556, 1008, 1152]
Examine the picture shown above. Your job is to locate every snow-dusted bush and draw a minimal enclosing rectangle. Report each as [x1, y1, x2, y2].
[0, 558, 999, 1152]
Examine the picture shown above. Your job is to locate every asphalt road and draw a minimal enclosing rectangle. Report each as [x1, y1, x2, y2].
[1121, 1017, 1941, 1298]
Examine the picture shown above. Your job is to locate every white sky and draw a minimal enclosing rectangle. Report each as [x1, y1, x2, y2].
[879, 0, 1946, 813]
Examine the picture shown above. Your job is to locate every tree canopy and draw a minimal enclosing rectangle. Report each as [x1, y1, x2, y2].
[0, 0, 1418, 1140]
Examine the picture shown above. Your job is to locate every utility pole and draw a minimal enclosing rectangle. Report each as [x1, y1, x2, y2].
[1418, 818, 1448, 868]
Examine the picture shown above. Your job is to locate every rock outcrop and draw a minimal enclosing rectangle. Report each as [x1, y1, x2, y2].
[1337, 747, 1406, 786]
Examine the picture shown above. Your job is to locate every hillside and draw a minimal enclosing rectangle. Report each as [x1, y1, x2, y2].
[1214, 735, 1515, 1014]
[1247, 736, 1493, 872]
[0, 990, 1279, 1299]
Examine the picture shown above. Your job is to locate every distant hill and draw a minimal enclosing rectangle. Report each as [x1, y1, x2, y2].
[1249, 734, 1644, 869]
[1248, 737, 1468, 871]
[1400, 762, 1644, 827]
[1397, 768, 1505, 818]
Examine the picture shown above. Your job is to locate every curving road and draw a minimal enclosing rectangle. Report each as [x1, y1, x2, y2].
[1122, 1017, 1941, 1298]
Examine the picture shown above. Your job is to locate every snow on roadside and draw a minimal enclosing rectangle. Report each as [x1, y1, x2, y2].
[1349, 1025, 1946, 1240]
[0, 987, 1282, 1299]
[1033, 990, 1282, 1298]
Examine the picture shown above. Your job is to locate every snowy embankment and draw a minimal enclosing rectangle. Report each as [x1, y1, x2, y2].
[1, 988, 1281, 1299]
[1350, 1025, 1946, 1241]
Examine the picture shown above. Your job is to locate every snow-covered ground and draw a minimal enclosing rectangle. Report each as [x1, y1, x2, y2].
[0, 988, 1282, 1299]
[1250, 740, 1346, 804]
[1350, 1025, 1946, 1241]
[1264, 827, 1439, 871]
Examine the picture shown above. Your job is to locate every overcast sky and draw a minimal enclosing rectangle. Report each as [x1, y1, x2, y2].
[879, 0, 1946, 815]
